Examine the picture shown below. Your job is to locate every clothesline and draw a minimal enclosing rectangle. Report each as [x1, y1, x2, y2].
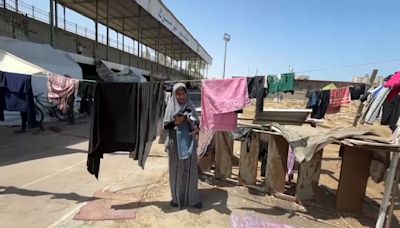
[31, 71, 96, 83]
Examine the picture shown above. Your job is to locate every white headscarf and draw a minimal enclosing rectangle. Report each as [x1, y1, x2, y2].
[163, 83, 198, 124]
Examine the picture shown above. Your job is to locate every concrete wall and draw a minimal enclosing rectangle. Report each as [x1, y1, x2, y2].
[0, 8, 194, 80]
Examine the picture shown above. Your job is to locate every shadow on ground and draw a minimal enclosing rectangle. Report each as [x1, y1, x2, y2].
[112, 188, 232, 215]
[0, 185, 97, 203]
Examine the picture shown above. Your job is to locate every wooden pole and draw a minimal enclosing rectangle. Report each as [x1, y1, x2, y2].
[385, 162, 400, 228]
[353, 69, 378, 126]
[376, 125, 400, 228]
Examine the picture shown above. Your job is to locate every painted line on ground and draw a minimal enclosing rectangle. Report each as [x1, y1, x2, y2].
[21, 160, 86, 188]
[46, 202, 86, 228]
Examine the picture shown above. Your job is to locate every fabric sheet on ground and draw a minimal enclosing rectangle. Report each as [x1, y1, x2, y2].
[87, 82, 165, 178]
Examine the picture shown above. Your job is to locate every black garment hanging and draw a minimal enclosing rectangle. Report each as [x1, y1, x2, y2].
[306, 90, 330, 119]
[247, 76, 266, 114]
[306, 90, 320, 118]
[77, 81, 96, 114]
[381, 95, 400, 131]
[0, 73, 5, 121]
[88, 82, 165, 178]
[0, 71, 37, 127]
[349, 84, 366, 100]
[317, 90, 330, 119]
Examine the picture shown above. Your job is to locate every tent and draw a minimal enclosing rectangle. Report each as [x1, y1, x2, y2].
[0, 36, 83, 125]
[322, 83, 337, 91]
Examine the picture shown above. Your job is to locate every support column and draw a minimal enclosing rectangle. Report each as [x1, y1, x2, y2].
[336, 145, 373, 213]
[15, 0, 18, 12]
[94, 0, 98, 57]
[63, 4, 66, 29]
[118, 32, 121, 63]
[239, 132, 260, 185]
[214, 132, 234, 179]
[296, 149, 323, 202]
[49, 0, 54, 46]
[54, 1, 58, 28]
[136, 6, 141, 67]
[156, 22, 161, 72]
[170, 37, 174, 71]
[3, 0, 5, 8]
[122, 18, 125, 52]
[106, 0, 109, 60]
[265, 134, 289, 194]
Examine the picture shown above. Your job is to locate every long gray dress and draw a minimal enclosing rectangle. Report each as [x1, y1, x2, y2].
[167, 129, 200, 208]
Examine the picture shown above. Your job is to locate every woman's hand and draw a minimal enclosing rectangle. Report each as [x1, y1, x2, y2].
[174, 115, 186, 126]
[190, 127, 200, 136]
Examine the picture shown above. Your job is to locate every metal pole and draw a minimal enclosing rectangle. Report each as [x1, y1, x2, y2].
[49, 0, 54, 46]
[223, 39, 227, 79]
[15, 0, 17, 12]
[106, 0, 109, 60]
[32, 5, 34, 18]
[3, 0, 5, 8]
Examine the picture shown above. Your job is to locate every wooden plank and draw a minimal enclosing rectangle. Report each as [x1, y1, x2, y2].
[265, 134, 289, 193]
[336, 145, 372, 213]
[238, 132, 260, 185]
[214, 132, 234, 179]
[296, 149, 323, 202]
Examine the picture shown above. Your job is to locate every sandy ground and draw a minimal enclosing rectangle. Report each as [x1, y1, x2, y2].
[0, 100, 399, 228]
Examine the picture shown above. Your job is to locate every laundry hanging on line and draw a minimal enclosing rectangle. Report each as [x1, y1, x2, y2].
[0, 71, 37, 126]
[47, 73, 79, 113]
[267, 73, 295, 94]
[87, 82, 165, 178]
[77, 81, 96, 115]
[201, 77, 250, 131]
[306, 90, 330, 119]
[326, 87, 351, 114]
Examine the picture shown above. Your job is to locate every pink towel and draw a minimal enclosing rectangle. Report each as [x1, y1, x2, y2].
[47, 73, 79, 113]
[201, 78, 250, 131]
[384, 71, 400, 102]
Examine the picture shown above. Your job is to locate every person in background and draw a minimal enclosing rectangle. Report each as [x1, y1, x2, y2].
[163, 83, 202, 209]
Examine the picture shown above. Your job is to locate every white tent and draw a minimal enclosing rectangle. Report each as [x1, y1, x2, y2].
[0, 36, 83, 125]
[0, 36, 82, 77]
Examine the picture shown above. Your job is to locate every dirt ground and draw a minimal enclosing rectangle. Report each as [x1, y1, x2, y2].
[0, 99, 399, 228]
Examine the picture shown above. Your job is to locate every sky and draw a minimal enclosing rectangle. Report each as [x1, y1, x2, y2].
[21, 0, 400, 81]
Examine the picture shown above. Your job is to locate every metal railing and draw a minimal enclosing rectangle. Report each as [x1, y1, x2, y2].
[1, 0, 202, 78]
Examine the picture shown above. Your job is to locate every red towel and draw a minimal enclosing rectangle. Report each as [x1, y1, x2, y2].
[327, 87, 350, 114]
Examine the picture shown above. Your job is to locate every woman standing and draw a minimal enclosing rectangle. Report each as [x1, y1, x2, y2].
[163, 83, 202, 209]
